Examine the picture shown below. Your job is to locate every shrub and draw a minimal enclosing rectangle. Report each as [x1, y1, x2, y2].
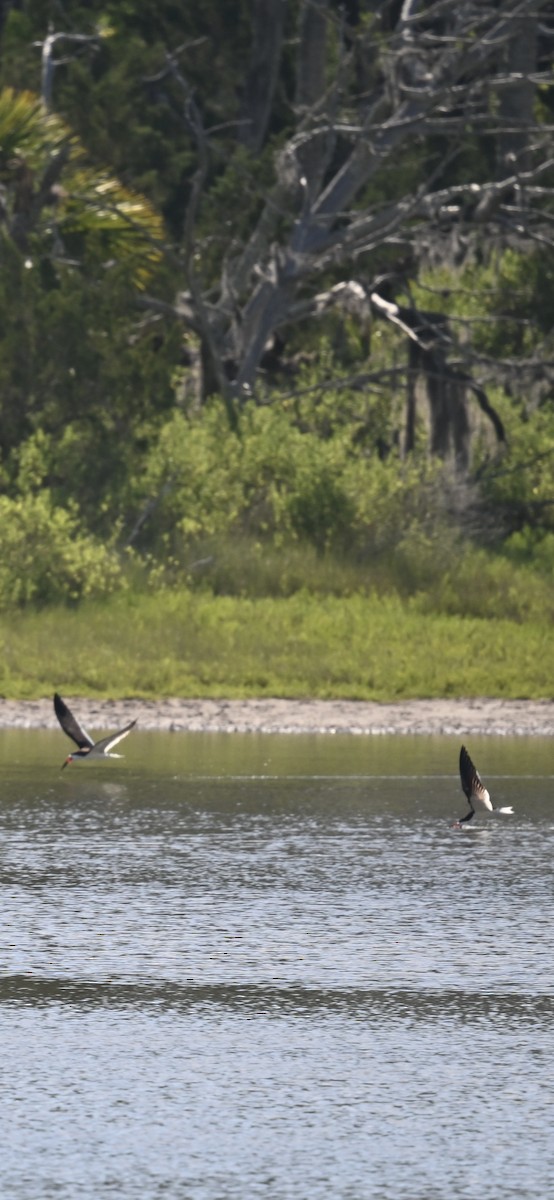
[503, 528, 554, 575]
[0, 492, 124, 608]
[136, 399, 440, 558]
[413, 543, 554, 624]
[479, 397, 554, 533]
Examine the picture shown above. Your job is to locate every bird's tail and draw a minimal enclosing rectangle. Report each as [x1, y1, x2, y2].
[493, 805, 514, 815]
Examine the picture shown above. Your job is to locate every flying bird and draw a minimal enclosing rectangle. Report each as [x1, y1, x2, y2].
[454, 744, 513, 827]
[54, 692, 136, 769]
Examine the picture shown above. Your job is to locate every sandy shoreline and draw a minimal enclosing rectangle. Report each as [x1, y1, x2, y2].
[0, 697, 553, 736]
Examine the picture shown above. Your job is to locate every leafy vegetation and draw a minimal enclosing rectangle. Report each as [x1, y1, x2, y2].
[0, 586, 552, 701]
[0, 3, 552, 699]
[0, 490, 123, 607]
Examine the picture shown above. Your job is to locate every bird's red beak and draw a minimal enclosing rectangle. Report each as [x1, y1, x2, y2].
[61, 756, 72, 770]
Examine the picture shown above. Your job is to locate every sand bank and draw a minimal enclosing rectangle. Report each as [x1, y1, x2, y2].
[0, 697, 553, 736]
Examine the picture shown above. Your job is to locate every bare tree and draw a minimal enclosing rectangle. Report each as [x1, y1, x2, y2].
[496, 0, 541, 173]
[149, 0, 552, 449]
[238, 0, 287, 153]
[36, 2, 554, 462]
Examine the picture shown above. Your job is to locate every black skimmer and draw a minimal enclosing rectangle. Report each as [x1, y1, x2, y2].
[54, 693, 136, 769]
[454, 744, 513, 827]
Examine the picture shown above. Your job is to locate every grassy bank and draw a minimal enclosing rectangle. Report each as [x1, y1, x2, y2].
[0, 587, 552, 701]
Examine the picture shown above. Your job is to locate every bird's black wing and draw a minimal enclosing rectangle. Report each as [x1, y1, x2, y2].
[53, 693, 94, 750]
[459, 744, 488, 804]
[459, 745, 474, 799]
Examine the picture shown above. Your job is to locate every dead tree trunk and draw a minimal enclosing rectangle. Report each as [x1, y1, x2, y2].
[143, 1, 553, 424]
[370, 293, 505, 467]
[238, 0, 286, 154]
[496, 2, 539, 173]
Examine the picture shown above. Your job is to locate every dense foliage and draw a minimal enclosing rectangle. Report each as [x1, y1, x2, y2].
[0, 1, 553, 614]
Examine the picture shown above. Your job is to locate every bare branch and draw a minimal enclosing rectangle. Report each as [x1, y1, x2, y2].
[138, 0, 554, 452]
[162, 49, 237, 425]
[36, 27, 101, 110]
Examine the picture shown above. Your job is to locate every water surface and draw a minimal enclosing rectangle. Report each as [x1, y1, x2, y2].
[1, 731, 552, 1199]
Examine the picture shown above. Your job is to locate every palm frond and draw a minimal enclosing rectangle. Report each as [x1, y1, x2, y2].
[62, 170, 165, 287]
[0, 88, 73, 164]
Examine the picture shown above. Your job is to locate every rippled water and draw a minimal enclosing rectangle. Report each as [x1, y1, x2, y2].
[1, 730, 553, 1199]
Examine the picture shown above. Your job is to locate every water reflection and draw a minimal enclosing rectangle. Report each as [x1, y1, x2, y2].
[2, 975, 554, 1026]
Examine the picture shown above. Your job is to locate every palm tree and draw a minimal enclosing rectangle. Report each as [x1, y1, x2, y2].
[0, 86, 164, 288]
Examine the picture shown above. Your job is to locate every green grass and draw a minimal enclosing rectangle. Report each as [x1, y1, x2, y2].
[0, 587, 552, 700]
